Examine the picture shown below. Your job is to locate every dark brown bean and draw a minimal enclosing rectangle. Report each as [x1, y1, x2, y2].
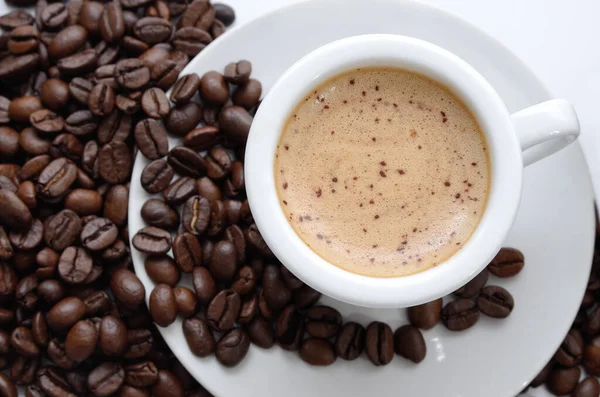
[99, 315, 128, 356]
[99, 1, 125, 43]
[178, 0, 215, 30]
[192, 266, 216, 306]
[183, 317, 215, 357]
[110, 268, 145, 309]
[172, 232, 202, 272]
[165, 101, 203, 137]
[149, 283, 177, 327]
[476, 285, 514, 318]
[47, 296, 85, 331]
[407, 298, 443, 330]
[134, 118, 169, 159]
[300, 338, 336, 366]
[141, 199, 179, 229]
[488, 247, 524, 277]
[393, 325, 426, 363]
[170, 73, 200, 105]
[65, 318, 99, 362]
[199, 71, 229, 105]
[335, 322, 365, 361]
[141, 159, 173, 194]
[441, 299, 479, 331]
[215, 328, 249, 367]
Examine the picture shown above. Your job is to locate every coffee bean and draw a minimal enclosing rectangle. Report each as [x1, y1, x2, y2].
[47, 296, 85, 332]
[41, 3, 68, 30]
[15, 273, 38, 310]
[0, 96, 9, 124]
[263, 265, 291, 312]
[547, 366, 581, 396]
[172, 27, 212, 57]
[178, 0, 215, 30]
[0, 10, 34, 30]
[37, 279, 65, 304]
[173, 286, 196, 317]
[98, 315, 128, 357]
[0, 227, 12, 261]
[172, 232, 202, 272]
[50, 133, 84, 162]
[183, 126, 220, 152]
[44, 209, 81, 251]
[206, 290, 240, 332]
[218, 105, 252, 147]
[182, 195, 210, 235]
[81, 217, 118, 251]
[293, 284, 321, 309]
[141, 159, 173, 194]
[0, 54, 40, 81]
[365, 321, 394, 366]
[11, 355, 39, 386]
[214, 3, 235, 26]
[30, 109, 64, 135]
[152, 370, 184, 397]
[56, 49, 98, 76]
[192, 266, 216, 306]
[0, 176, 17, 192]
[230, 266, 255, 296]
[0, 373, 17, 397]
[300, 338, 336, 366]
[103, 184, 129, 227]
[276, 305, 304, 351]
[141, 88, 170, 119]
[8, 26, 40, 56]
[488, 247, 524, 277]
[134, 118, 169, 159]
[47, 337, 76, 369]
[83, 290, 111, 317]
[240, 316, 273, 350]
[132, 226, 172, 255]
[196, 177, 222, 202]
[144, 256, 179, 287]
[88, 362, 125, 397]
[38, 367, 76, 397]
[65, 318, 99, 362]
[64, 111, 97, 137]
[120, 0, 154, 9]
[141, 199, 179, 230]
[393, 325, 426, 363]
[441, 299, 479, 331]
[115, 58, 150, 90]
[170, 73, 199, 105]
[9, 96, 42, 123]
[10, 326, 39, 357]
[110, 268, 145, 309]
[573, 376, 600, 397]
[165, 101, 203, 137]
[146, 1, 171, 19]
[9, 218, 43, 250]
[236, 294, 257, 324]
[206, 147, 232, 180]
[163, 176, 197, 205]
[554, 328, 583, 367]
[0, 189, 33, 230]
[223, 162, 244, 197]
[167, 146, 206, 177]
[124, 361, 158, 388]
[88, 83, 115, 117]
[99, 2, 125, 43]
[183, 317, 215, 357]
[69, 77, 93, 106]
[98, 141, 132, 183]
[216, 328, 249, 367]
[48, 25, 88, 59]
[78, 1, 104, 35]
[455, 269, 488, 298]
[476, 285, 514, 318]
[149, 283, 178, 327]
[64, 189, 102, 216]
[134, 17, 172, 44]
[407, 298, 442, 330]
[335, 321, 365, 361]
[209, 240, 238, 282]
[304, 306, 342, 339]
[199, 71, 229, 105]
[25, 385, 45, 397]
[58, 246, 93, 284]
[232, 79, 261, 110]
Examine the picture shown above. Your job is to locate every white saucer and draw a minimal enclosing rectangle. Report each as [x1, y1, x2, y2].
[128, 1, 596, 396]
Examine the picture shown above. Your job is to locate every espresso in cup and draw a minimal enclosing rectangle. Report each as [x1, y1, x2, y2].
[275, 68, 490, 277]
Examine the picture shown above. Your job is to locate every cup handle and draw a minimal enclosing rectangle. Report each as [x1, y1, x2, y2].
[510, 99, 580, 166]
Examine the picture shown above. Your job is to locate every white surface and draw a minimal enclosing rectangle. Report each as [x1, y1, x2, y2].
[246, 33, 530, 308]
[126, 1, 595, 396]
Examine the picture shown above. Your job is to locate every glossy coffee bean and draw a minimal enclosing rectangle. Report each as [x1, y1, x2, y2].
[165, 101, 203, 137]
[8, 26, 40, 55]
[199, 71, 229, 105]
[170, 73, 200, 105]
[335, 322, 365, 361]
[10, 326, 39, 357]
[99, 1, 125, 43]
[455, 268, 489, 298]
[547, 366, 581, 396]
[134, 118, 169, 160]
[238, 294, 258, 324]
[65, 318, 99, 362]
[9, 96, 43, 122]
[124, 361, 158, 388]
[584, 336, 600, 376]
[172, 27, 211, 57]
[231, 266, 255, 295]
[214, 3, 236, 26]
[81, 217, 118, 251]
[132, 226, 171, 254]
[88, 362, 125, 397]
[207, 290, 240, 332]
[365, 321, 394, 366]
[103, 184, 129, 227]
[305, 306, 342, 339]
[218, 105, 252, 147]
[115, 58, 150, 90]
[44, 209, 81, 251]
[300, 338, 336, 366]
[183, 317, 215, 357]
[56, 49, 98, 76]
[152, 370, 184, 397]
[476, 285, 514, 318]
[98, 141, 132, 184]
[172, 232, 202, 272]
[141, 159, 173, 194]
[141, 87, 170, 119]
[47, 296, 85, 331]
[110, 268, 145, 309]
[216, 328, 249, 367]
[65, 189, 103, 216]
[58, 246, 93, 284]
[245, 316, 274, 349]
[184, 126, 220, 151]
[393, 325, 426, 363]
[441, 299, 479, 331]
[174, 286, 196, 317]
[192, 266, 217, 306]
[293, 284, 321, 310]
[407, 300, 443, 331]
[276, 305, 304, 351]
[134, 17, 172, 45]
[554, 328, 583, 367]
[167, 146, 206, 177]
[98, 111, 132, 144]
[145, 255, 180, 286]
[263, 265, 291, 312]
[232, 79, 261, 110]
[9, 218, 43, 250]
[149, 283, 177, 327]
[572, 376, 600, 397]
[141, 199, 179, 230]
[88, 83, 115, 117]
[487, 247, 524, 277]
[99, 315, 128, 357]
[182, 195, 210, 235]
[178, 0, 215, 30]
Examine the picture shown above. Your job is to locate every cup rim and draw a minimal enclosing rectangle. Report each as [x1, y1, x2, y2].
[245, 34, 523, 308]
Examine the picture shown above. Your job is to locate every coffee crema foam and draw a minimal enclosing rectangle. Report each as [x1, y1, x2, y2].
[275, 68, 490, 277]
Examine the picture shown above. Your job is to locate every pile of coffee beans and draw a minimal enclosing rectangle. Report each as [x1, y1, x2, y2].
[0, 0, 236, 396]
[522, 230, 600, 397]
[131, 48, 520, 368]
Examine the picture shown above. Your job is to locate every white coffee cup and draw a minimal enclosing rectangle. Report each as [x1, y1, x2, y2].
[244, 34, 579, 308]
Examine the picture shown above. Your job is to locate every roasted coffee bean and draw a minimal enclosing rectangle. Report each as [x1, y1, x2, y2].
[65, 371, 88, 395]
[141, 199, 179, 229]
[0, 97, 10, 125]
[0, 373, 17, 397]
[39, 79, 70, 112]
[0, 53, 39, 81]
[455, 269, 488, 298]
[120, 0, 154, 9]
[138, 45, 170, 69]
[10, 326, 39, 357]
[305, 306, 342, 339]
[206, 199, 226, 236]
[145, 255, 180, 286]
[243, 316, 273, 349]
[44, 209, 81, 251]
[83, 290, 111, 317]
[335, 322, 365, 361]
[41, 3, 68, 30]
[99, 2, 125, 43]
[573, 376, 600, 397]
[9, 25, 40, 56]
[182, 195, 210, 235]
[48, 25, 88, 59]
[223, 162, 244, 197]
[206, 147, 232, 180]
[293, 284, 321, 309]
[178, 0, 215, 30]
[48, 337, 76, 369]
[36, 157, 76, 200]
[124, 361, 158, 388]
[135, 118, 169, 159]
[276, 305, 304, 351]
[37, 279, 65, 304]
[300, 338, 336, 366]
[110, 268, 146, 309]
[196, 177, 222, 202]
[64, 111, 97, 136]
[216, 328, 249, 367]
[183, 317, 215, 357]
[476, 285, 514, 318]
[0, 10, 34, 30]
[152, 370, 184, 397]
[88, 83, 115, 117]
[184, 126, 220, 151]
[488, 247, 524, 277]
[50, 133, 83, 161]
[11, 355, 39, 386]
[81, 217, 118, 251]
[547, 366, 581, 396]
[209, 240, 237, 282]
[98, 141, 132, 183]
[263, 265, 292, 312]
[192, 266, 216, 306]
[115, 58, 150, 90]
[441, 299, 479, 331]
[0, 189, 33, 230]
[30, 109, 64, 135]
[78, 1, 104, 36]
[141, 159, 173, 194]
[173, 286, 196, 317]
[25, 384, 45, 397]
[65, 189, 102, 216]
[172, 232, 202, 272]
[365, 321, 394, 366]
[98, 315, 128, 356]
[393, 325, 426, 363]
[103, 184, 129, 227]
[231, 266, 255, 295]
[47, 296, 85, 331]
[202, 239, 215, 265]
[19, 155, 50, 181]
[146, 1, 170, 19]
[9, 218, 43, 250]
[278, 266, 302, 291]
[30, 312, 48, 348]
[232, 79, 261, 110]
[172, 27, 211, 57]
[65, 318, 99, 362]
[214, 3, 235, 26]
[134, 17, 172, 44]
[170, 73, 200, 105]
[69, 77, 93, 105]
[237, 294, 258, 324]
[58, 246, 93, 284]
[218, 106, 252, 147]
[199, 71, 229, 105]
[163, 176, 197, 205]
[141, 88, 170, 119]
[407, 298, 442, 330]
[584, 336, 600, 376]
[149, 283, 178, 327]
[0, 227, 12, 261]
[165, 101, 203, 137]
[15, 273, 38, 309]
[207, 290, 240, 332]
[37, 367, 76, 397]
[88, 362, 125, 397]
[9, 96, 43, 123]
[245, 223, 273, 258]
[167, 146, 206, 177]
[554, 328, 583, 367]
[124, 328, 153, 359]
[116, 90, 142, 114]
[0, 176, 17, 192]
[56, 49, 98, 76]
